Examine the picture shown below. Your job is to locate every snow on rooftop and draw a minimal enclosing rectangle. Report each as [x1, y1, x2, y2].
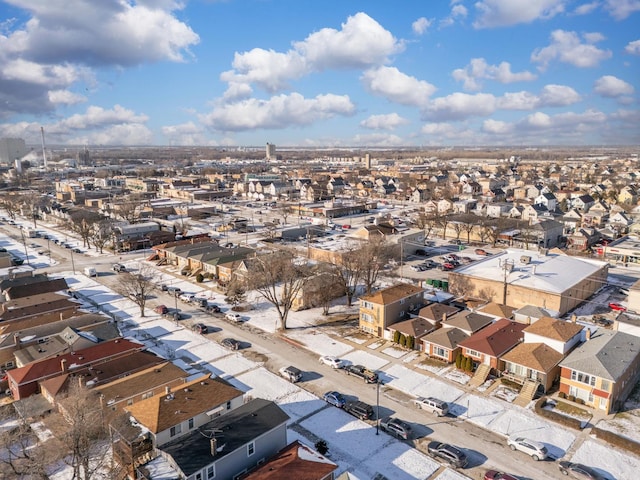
[455, 248, 607, 294]
[297, 442, 335, 465]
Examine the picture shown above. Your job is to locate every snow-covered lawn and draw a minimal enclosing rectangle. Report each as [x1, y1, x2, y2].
[382, 345, 409, 358]
[229, 367, 300, 400]
[491, 385, 519, 403]
[444, 369, 471, 385]
[208, 352, 260, 378]
[434, 468, 472, 480]
[277, 390, 327, 424]
[341, 349, 389, 370]
[596, 412, 640, 443]
[344, 335, 367, 344]
[383, 364, 465, 404]
[367, 340, 385, 350]
[571, 439, 640, 480]
[285, 329, 354, 357]
[415, 360, 451, 376]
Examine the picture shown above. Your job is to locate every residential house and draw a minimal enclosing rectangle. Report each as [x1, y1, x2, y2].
[475, 302, 515, 320]
[512, 305, 556, 325]
[457, 318, 526, 371]
[443, 310, 493, 335]
[156, 398, 289, 480]
[409, 188, 429, 203]
[359, 283, 426, 338]
[6, 337, 144, 400]
[240, 440, 337, 480]
[535, 192, 558, 212]
[485, 203, 511, 218]
[421, 326, 469, 363]
[501, 317, 583, 392]
[567, 228, 601, 251]
[618, 186, 638, 205]
[124, 374, 244, 448]
[572, 194, 596, 212]
[387, 317, 437, 351]
[0, 274, 69, 301]
[561, 209, 583, 234]
[559, 329, 640, 413]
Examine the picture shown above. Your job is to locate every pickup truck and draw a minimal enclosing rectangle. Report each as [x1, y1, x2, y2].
[344, 364, 378, 383]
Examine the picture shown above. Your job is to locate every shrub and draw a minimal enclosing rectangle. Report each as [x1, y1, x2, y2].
[567, 395, 576, 403]
[464, 357, 473, 372]
[534, 397, 583, 430]
[455, 353, 463, 370]
[393, 330, 401, 344]
[558, 392, 567, 399]
[399, 334, 407, 347]
[196, 273, 204, 283]
[592, 427, 640, 455]
[407, 336, 415, 350]
[315, 439, 328, 455]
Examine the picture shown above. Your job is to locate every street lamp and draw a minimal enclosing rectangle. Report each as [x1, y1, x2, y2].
[376, 379, 381, 435]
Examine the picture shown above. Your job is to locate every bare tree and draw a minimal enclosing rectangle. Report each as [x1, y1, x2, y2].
[113, 265, 157, 316]
[276, 204, 294, 226]
[462, 221, 476, 244]
[359, 237, 397, 294]
[50, 381, 111, 480]
[451, 221, 465, 241]
[91, 219, 115, 253]
[114, 194, 145, 224]
[0, 193, 21, 220]
[331, 243, 363, 307]
[247, 252, 310, 330]
[69, 210, 103, 248]
[436, 213, 450, 239]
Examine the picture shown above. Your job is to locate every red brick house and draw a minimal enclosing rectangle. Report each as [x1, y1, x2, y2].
[458, 318, 526, 371]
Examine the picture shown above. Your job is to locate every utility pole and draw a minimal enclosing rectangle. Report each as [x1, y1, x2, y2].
[499, 258, 514, 305]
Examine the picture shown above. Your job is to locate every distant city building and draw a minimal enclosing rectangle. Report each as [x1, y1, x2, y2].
[0, 138, 27, 164]
[266, 142, 276, 160]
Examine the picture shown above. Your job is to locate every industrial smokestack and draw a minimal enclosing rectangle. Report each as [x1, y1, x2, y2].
[40, 126, 47, 168]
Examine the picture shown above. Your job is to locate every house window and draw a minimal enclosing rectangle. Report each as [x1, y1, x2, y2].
[207, 465, 215, 479]
[170, 424, 182, 437]
[361, 313, 374, 323]
[466, 349, 480, 358]
[600, 379, 610, 391]
[571, 370, 596, 386]
[362, 301, 374, 309]
[142, 391, 153, 400]
[226, 401, 231, 410]
[247, 442, 255, 456]
[195, 473, 202, 480]
[400, 298, 405, 305]
[126, 399, 134, 406]
[434, 347, 446, 358]
[189, 418, 194, 429]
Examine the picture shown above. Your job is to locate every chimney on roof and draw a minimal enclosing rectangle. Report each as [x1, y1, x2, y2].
[165, 386, 171, 395]
[13, 333, 20, 346]
[210, 438, 217, 457]
[585, 329, 591, 341]
[61, 358, 68, 372]
[571, 314, 577, 323]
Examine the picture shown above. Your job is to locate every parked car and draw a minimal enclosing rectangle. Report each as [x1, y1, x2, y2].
[193, 297, 208, 308]
[225, 312, 242, 322]
[206, 303, 221, 313]
[322, 391, 346, 408]
[608, 302, 627, 311]
[484, 471, 519, 480]
[475, 248, 489, 256]
[380, 417, 412, 440]
[221, 338, 240, 350]
[279, 365, 303, 383]
[415, 249, 427, 256]
[423, 260, 439, 268]
[163, 286, 182, 295]
[344, 401, 374, 420]
[112, 263, 126, 272]
[413, 396, 449, 416]
[154, 305, 168, 315]
[344, 364, 378, 383]
[179, 292, 196, 302]
[441, 262, 455, 271]
[427, 441, 468, 468]
[507, 436, 548, 461]
[319, 356, 344, 369]
[557, 461, 606, 479]
[192, 323, 208, 334]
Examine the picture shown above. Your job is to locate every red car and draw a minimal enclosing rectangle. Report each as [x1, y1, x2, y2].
[484, 471, 518, 480]
[441, 262, 455, 270]
[609, 302, 627, 312]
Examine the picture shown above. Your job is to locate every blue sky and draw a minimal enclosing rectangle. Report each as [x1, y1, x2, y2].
[0, 0, 638, 147]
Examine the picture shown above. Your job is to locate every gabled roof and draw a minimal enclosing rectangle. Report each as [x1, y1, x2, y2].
[444, 311, 493, 334]
[359, 283, 425, 305]
[388, 317, 436, 338]
[125, 375, 243, 434]
[513, 305, 554, 320]
[161, 399, 289, 476]
[560, 330, 640, 381]
[421, 327, 468, 349]
[524, 317, 583, 341]
[418, 303, 459, 322]
[476, 302, 515, 319]
[501, 342, 564, 372]
[458, 318, 526, 357]
[8, 338, 143, 385]
[242, 440, 337, 480]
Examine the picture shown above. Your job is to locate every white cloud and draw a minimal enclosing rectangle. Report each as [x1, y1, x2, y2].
[161, 121, 216, 146]
[583, 32, 605, 43]
[594, 75, 635, 97]
[538, 84, 582, 106]
[440, 4, 468, 28]
[47, 89, 87, 105]
[222, 13, 403, 93]
[68, 123, 153, 146]
[625, 40, 640, 55]
[200, 92, 355, 131]
[573, 2, 600, 15]
[222, 82, 254, 102]
[473, 0, 565, 28]
[350, 133, 405, 146]
[531, 30, 612, 69]
[421, 122, 460, 136]
[482, 119, 513, 134]
[361, 66, 437, 107]
[425, 92, 497, 120]
[452, 58, 536, 91]
[360, 113, 409, 130]
[604, 0, 640, 19]
[412, 17, 433, 35]
[57, 105, 148, 131]
[0, 0, 198, 116]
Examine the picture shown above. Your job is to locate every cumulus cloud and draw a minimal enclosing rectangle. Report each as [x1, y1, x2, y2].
[48, 89, 87, 105]
[161, 121, 216, 146]
[221, 13, 403, 93]
[482, 119, 513, 134]
[594, 75, 635, 97]
[452, 58, 537, 91]
[531, 30, 612, 69]
[573, 2, 599, 15]
[350, 132, 405, 147]
[440, 4, 468, 28]
[412, 17, 433, 35]
[360, 113, 409, 130]
[0, 0, 198, 116]
[200, 92, 355, 131]
[604, 0, 640, 19]
[625, 40, 640, 55]
[425, 92, 497, 120]
[473, 0, 565, 28]
[0, 104, 152, 145]
[361, 66, 437, 107]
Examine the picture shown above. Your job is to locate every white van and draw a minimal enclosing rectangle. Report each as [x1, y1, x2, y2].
[83, 267, 97, 277]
